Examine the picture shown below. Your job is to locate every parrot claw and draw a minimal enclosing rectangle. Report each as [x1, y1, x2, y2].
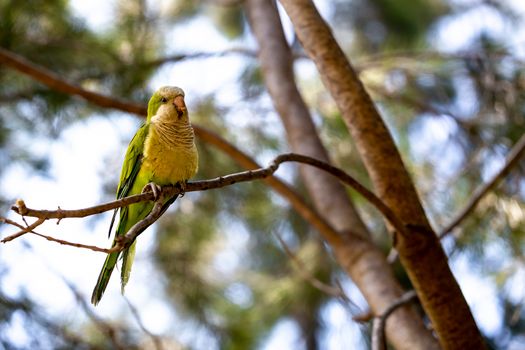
[142, 182, 162, 201]
[176, 181, 187, 197]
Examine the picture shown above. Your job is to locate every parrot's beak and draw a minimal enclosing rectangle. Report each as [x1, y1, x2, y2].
[173, 95, 186, 118]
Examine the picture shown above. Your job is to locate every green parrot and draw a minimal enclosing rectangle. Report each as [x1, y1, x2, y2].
[91, 86, 199, 305]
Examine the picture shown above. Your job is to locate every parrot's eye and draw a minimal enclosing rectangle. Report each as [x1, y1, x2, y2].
[160, 97, 168, 103]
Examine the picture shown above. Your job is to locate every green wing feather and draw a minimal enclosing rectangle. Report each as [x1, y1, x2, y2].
[107, 125, 146, 237]
[91, 123, 149, 305]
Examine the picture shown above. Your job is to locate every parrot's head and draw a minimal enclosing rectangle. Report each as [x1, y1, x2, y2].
[147, 86, 189, 124]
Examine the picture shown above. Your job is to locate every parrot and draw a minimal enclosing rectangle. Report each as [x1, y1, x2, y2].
[91, 86, 198, 305]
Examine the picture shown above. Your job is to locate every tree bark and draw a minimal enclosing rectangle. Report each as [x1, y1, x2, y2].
[245, 1, 440, 349]
[277, 0, 486, 349]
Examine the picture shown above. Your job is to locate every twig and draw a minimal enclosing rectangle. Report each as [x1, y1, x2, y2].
[0, 47, 146, 115]
[1, 216, 114, 253]
[273, 231, 349, 300]
[387, 132, 525, 263]
[2, 198, 167, 254]
[16, 241, 126, 348]
[274, 230, 364, 326]
[352, 310, 374, 323]
[277, 154, 406, 235]
[143, 47, 258, 66]
[32, 231, 114, 253]
[124, 297, 164, 350]
[1, 216, 25, 229]
[439, 132, 525, 238]
[207, 0, 244, 6]
[371, 290, 418, 350]
[3, 153, 405, 250]
[1, 217, 45, 242]
[62, 278, 125, 349]
[113, 199, 165, 252]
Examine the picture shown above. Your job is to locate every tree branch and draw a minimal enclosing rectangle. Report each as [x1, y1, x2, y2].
[371, 291, 418, 350]
[272, 231, 351, 302]
[0, 216, 117, 253]
[33, 231, 117, 253]
[124, 297, 164, 350]
[62, 278, 125, 349]
[113, 198, 165, 251]
[142, 47, 258, 66]
[1, 217, 45, 242]
[439, 132, 525, 238]
[387, 133, 525, 264]
[0, 47, 146, 115]
[2, 153, 404, 249]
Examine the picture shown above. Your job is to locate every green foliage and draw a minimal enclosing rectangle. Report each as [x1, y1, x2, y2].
[208, 5, 245, 39]
[370, 0, 449, 44]
[334, 0, 449, 48]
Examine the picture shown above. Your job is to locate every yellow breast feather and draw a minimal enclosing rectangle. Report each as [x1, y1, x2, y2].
[143, 125, 198, 185]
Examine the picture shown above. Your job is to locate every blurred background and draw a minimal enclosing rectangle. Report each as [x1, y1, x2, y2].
[1, 0, 524, 349]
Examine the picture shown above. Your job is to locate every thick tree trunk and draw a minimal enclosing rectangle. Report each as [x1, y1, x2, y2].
[277, 0, 486, 349]
[245, 1, 440, 349]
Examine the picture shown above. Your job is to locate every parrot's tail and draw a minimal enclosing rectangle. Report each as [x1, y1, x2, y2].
[121, 240, 137, 293]
[91, 251, 120, 305]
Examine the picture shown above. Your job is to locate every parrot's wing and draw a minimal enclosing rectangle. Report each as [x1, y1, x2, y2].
[108, 123, 149, 236]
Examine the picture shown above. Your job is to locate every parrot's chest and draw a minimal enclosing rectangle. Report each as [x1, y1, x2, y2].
[142, 128, 198, 184]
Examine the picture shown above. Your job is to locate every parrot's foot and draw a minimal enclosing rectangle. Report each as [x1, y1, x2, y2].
[176, 181, 187, 197]
[142, 182, 162, 201]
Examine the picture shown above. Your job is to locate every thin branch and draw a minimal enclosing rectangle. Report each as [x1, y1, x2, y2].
[3, 153, 405, 250]
[280, 154, 406, 235]
[371, 291, 418, 350]
[439, 132, 525, 238]
[144, 47, 516, 74]
[352, 310, 374, 323]
[1, 217, 45, 242]
[273, 231, 350, 300]
[7, 195, 150, 220]
[0, 47, 146, 115]
[143, 47, 258, 66]
[18, 240, 136, 348]
[1, 216, 114, 253]
[62, 279, 125, 350]
[387, 132, 525, 264]
[1, 216, 26, 230]
[273, 230, 363, 325]
[124, 297, 164, 350]
[354, 47, 525, 74]
[2, 199, 166, 254]
[31, 231, 114, 253]
[113, 198, 165, 252]
[207, 0, 245, 6]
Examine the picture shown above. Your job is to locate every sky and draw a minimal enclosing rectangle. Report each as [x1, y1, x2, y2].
[1, 0, 525, 349]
